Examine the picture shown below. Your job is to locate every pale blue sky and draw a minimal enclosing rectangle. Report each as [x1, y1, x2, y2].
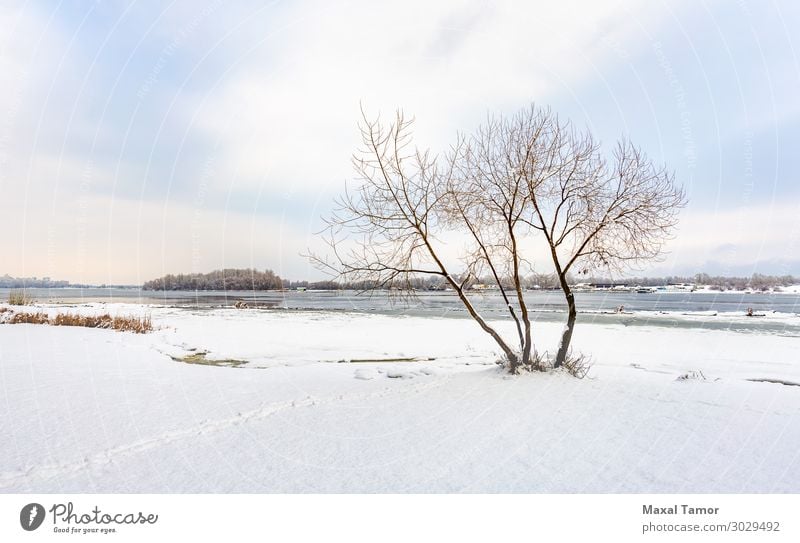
[2, 0, 799, 284]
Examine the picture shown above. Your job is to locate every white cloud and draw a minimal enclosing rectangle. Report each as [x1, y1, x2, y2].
[189, 0, 677, 194]
[643, 201, 800, 276]
[9, 0, 800, 283]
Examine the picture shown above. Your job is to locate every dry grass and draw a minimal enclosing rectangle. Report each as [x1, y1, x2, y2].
[6, 311, 153, 333]
[9, 311, 49, 325]
[7, 290, 33, 305]
[527, 351, 549, 373]
[509, 349, 592, 379]
[110, 314, 153, 333]
[507, 350, 550, 374]
[561, 351, 593, 379]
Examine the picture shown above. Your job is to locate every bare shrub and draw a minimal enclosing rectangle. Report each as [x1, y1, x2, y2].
[676, 370, 706, 381]
[8, 290, 33, 305]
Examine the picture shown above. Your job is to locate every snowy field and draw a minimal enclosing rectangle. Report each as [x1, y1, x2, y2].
[1, 303, 799, 493]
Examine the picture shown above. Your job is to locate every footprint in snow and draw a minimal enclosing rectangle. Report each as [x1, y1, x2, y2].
[386, 369, 415, 379]
[354, 368, 378, 380]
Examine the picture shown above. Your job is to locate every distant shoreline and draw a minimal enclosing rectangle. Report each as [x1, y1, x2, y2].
[3, 285, 800, 295]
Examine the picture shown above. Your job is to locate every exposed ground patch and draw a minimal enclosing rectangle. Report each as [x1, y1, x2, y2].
[745, 378, 800, 387]
[170, 351, 248, 368]
[345, 356, 436, 363]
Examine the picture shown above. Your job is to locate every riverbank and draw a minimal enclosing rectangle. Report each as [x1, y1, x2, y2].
[1, 303, 798, 492]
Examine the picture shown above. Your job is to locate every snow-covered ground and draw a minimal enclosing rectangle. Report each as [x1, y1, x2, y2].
[1, 303, 798, 492]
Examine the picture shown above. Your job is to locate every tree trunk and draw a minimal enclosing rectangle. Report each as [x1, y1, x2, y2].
[554, 287, 576, 368]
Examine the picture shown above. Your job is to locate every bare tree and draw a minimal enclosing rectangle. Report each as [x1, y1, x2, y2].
[504, 106, 687, 368]
[311, 107, 531, 369]
[313, 104, 685, 374]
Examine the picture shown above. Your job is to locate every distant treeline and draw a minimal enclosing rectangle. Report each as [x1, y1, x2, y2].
[582, 273, 799, 291]
[143, 270, 540, 291]
[0, 274, 70, 288]
[143, 269, 283, 291]
[141, 269, 799, 292]
[298, 273, 799, 291]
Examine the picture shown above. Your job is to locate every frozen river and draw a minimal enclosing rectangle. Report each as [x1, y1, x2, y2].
[3, 287, 799, 335]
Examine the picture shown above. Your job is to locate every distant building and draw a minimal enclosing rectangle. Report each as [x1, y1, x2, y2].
[589, 282, 629, 290]
[470, 283, 498, 291]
